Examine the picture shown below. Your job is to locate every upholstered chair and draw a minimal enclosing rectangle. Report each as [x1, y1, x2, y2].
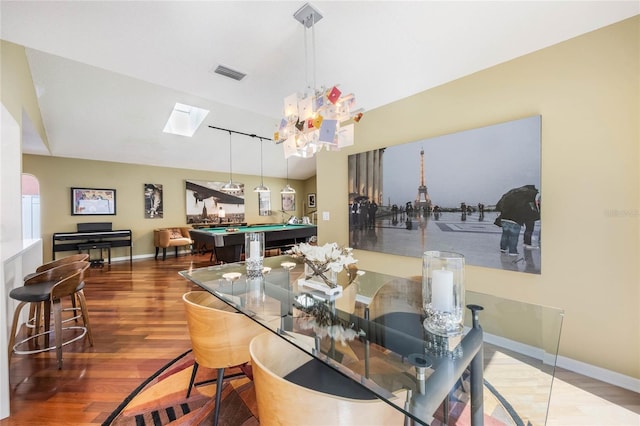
[154, 227, 193, 260]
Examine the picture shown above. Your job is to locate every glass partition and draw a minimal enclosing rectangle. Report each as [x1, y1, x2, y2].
[465, 291, 564, 426]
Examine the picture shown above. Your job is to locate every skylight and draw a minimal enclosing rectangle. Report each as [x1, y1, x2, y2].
[163, 103, 209, 137]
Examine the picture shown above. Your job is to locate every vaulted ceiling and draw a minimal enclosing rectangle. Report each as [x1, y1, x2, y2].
[2, 1, 637, 180]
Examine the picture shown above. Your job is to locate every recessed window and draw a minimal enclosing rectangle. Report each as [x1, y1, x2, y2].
[163, 103, 209, 137]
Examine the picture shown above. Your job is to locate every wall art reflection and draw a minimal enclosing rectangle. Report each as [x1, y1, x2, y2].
[348, 115, 541, 274]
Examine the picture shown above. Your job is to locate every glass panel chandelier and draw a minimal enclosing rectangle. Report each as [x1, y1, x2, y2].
[274, 3, 363, 159]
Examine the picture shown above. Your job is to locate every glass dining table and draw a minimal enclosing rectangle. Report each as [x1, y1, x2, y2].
[179, 255, 491, 425]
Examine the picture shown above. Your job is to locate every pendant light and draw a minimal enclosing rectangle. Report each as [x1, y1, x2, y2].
[253, 137, 270, 193]
[280, 159, 296, 194]
[221, 131, 241, 193]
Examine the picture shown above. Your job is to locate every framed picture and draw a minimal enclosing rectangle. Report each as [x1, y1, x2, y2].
[281, 193, 295, 212]
[307, 193, 316, 208]
[347, 115, 541, 275]
[259, 192, 272, 216]
[144, 183, 163, 218]
[185, 179, 245, 225]
[71, 187, 116, 215]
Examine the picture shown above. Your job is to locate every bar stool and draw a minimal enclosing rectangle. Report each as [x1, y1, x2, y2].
[8, 260, 93, 369]
[23, 253, 89, 334]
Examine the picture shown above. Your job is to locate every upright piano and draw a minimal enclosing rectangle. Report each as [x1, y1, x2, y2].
[52, 222, 132, 263]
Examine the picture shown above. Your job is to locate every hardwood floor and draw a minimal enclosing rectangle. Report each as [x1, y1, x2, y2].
[3, 254, 639, 425]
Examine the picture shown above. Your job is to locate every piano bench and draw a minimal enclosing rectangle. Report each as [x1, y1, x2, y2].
[78, 242, 111, 266]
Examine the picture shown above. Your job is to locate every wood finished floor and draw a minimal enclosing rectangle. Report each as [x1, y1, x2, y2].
[3, 254, 639, 425]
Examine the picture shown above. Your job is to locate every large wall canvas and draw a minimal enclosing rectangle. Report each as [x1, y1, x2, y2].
[348, 115, 541, 274]
[185, 180, 245, 225]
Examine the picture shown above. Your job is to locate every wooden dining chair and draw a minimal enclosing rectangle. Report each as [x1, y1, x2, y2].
[182, 291, 264, 426]
[8, 260, 93, 369]
[249, 331, 406, 426]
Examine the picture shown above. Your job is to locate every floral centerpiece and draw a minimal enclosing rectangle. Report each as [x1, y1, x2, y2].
[289, 242, 357, 289]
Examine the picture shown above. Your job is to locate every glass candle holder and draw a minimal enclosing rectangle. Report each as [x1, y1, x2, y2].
[245, 232, 265, 278]
[422, 250, 465, 336]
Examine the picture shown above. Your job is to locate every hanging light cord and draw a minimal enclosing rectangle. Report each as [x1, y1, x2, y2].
[303, 12, 317, 93]
[259, 137, 265, 185]
[227, 131, 233, 183]
[311, 13, 316, 91]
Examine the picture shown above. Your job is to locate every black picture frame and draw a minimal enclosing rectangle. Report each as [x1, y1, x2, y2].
[144, 183, 163, 218]
[307, 193, 316, 208]
[71, 187, 116, 215]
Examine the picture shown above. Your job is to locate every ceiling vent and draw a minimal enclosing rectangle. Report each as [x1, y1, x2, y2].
[213, 65, 246, 81]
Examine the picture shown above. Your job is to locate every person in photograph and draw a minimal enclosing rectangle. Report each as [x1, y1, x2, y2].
[496, 185, 539, 256]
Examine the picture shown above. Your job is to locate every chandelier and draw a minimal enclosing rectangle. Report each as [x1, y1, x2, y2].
[274, 3, 363, 159]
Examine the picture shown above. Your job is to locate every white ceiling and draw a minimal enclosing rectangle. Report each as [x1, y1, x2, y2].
[2, 1, 638, 180]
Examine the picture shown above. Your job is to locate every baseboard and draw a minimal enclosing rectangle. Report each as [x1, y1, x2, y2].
[481, 330, 640, 393]
[109, 253, 181, 263]
[555, 355, 640, 393]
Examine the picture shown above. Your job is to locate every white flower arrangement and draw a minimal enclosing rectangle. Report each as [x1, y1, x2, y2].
[289, 242, 358, 288]
[290, 242, 357, 272]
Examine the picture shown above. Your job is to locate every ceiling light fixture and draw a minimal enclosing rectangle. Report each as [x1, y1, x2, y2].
[274, 2, 363, 159]
[280, 159, 296, 194]
[220, 131, 241, 193]
[253, 137, 270, 193]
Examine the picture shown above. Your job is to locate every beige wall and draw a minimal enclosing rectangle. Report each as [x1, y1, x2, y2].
[0, 40, 48, 146]
[22, 154, 307, 261]
[317, 17, 639, 379]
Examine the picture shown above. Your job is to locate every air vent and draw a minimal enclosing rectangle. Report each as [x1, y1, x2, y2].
[213, 65, 247, 81]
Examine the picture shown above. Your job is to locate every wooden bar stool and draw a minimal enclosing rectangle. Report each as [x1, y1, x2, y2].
[23, 253, 89, 335]
[8, 260, 93, 369]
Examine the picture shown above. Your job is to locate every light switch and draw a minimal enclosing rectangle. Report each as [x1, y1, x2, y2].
[322, 211, 330, 221]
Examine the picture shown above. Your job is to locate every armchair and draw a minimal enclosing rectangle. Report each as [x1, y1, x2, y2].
[154, 227, 193, 260]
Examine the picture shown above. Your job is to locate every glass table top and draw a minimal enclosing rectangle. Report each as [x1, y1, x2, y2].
[180, 255, 563, 425]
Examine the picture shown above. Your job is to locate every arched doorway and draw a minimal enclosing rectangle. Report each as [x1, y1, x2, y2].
[22, 174, 40, 239]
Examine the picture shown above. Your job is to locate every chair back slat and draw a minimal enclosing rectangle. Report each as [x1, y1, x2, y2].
[35, 254, 89, 273]
[26, 260, 89, 286]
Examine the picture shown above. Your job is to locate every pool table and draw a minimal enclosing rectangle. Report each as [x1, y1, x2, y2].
[189, 223, 317, 263]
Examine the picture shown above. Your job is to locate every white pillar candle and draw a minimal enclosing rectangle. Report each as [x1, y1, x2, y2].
[249, 240, 261, 259]
[431, 269, 453, 312]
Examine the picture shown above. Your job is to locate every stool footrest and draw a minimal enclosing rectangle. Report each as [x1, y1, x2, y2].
[12, 326, 87, 355]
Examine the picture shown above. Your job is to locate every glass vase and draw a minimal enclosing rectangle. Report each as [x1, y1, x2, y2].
[245, 232, 264, 278]
[304, 262, 338, 288]
[422, 250, 465, 336]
